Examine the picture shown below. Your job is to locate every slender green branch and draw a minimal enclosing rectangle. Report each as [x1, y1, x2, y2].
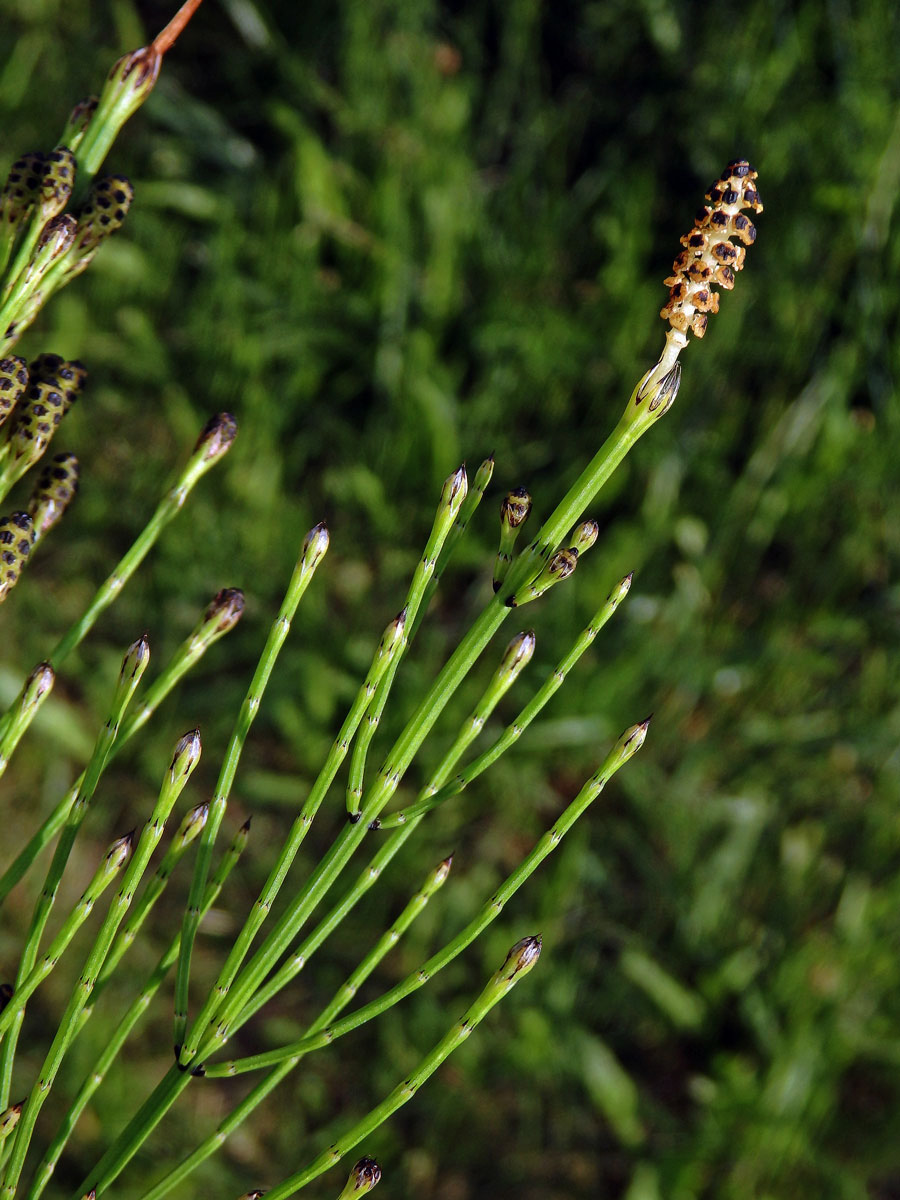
[371, 573, 632, 829]
[182, 607, 405, 1065]
[0, 587, 244, 909]
[76, 1064, 192, 1200]
[345, 464, 468, 820]
[134, 856, 449, 1200]
[0, 831, 133, 1197]
[0, 832, 133, 1040]
[0, 732, 200, 1196]
[30, 819, 249, 1200]
[408, 453, 494, 640]
[499, 365, 681, 603]
[45, 413, 237, 672]
[236, 619, 538, 1025]
[185, 593, 510, 1070]
[0, 636, 149, 1110]
[173, 524, 330, 1055]
[310, 854, 453, 1035]
[205, 719, 647, 1081]
[91, 802, 209, 997]
[178, 468, 471, 1067]
[260, 936, 542, 1199]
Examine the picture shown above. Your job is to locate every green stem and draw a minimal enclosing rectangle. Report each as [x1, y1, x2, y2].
[46, 413, 236, 672]
[181, 608, 404, 1066]
[0, 834, 132, 1041]
[134, 855, 449, 1200]
[205, 720, 647, 1081]
[0, 733, 199, 1196]
[0, 637, 148, 1110]
[233, 619, 537, 1028]
[0, 834, 133, 1197]
[91, 802, 209, 998]
[29, 821, 249, 1200]
[499, 363, 680, 602]
[408, 454, 493, 642]
[76, 1064, 192, 1200]
[0, 588, 243, 910]
[173, 525, 329, 1055]
[185, 593, 510, 1070]
[372, 573, 632, 830]
[345, 464, 467, 821]
[177, 469, 476, 1068]
[261, 936, 542, 1200]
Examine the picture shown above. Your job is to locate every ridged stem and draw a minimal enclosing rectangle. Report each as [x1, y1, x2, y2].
[186, 594, 510, 1070]
[177, 470, 469, 1067]
[44, 414, 236, 672]
[0, 733, 199, 1196]
[134, 856, 449, 1200]
[259, 937, 542, 1200]
[181, 607, 404, 1065]
[205, 720, 647, 1081]
[372, 573, 633, 829]
[0, 638, 148, 1109]
[172, 525, 329, 1055]
[29, 820, 248, 1200]
[499, 365, 680, 604]
[0, 588, 243, 909]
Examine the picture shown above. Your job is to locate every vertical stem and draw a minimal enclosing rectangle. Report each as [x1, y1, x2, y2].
[173, 526, 328, 1054]
[29, 820, 248, 1200]
[0, 638, 148, 1110]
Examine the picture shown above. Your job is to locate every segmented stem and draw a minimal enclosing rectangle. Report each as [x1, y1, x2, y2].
[134, 856, 449, 1200]
[182, 607, 404, 1064]
[30, 821, 248, 1200]
[177, 469, 468, 1067]
[44, 413, 236, 672]
[173, 525, 329, 1055]
[0, 833, 133, 1040]
[0, 832, 133, 1197]
[0, 732, 200, 1196]
[236, 623, 537, 1025]
[259, 936, 541, 1200]
[185, 594, 510, 1070]
[0, 637, 149, 1109]
[205, 720, 647, 1081]
[408, 453, 494, 641]
[499, 367, 681, 604]
[0, 588, 243, 909]
[344, 464, 467, 821]
[372, 573, 633, 829]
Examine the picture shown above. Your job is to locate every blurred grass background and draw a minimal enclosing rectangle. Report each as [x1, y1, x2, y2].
[1, 0, 899, 1196]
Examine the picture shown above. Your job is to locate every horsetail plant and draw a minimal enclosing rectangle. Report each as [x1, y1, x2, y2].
[256, 937, 541, 1200]
[0, 20, 763, 1192]
[336, 1158, 382, 1198]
